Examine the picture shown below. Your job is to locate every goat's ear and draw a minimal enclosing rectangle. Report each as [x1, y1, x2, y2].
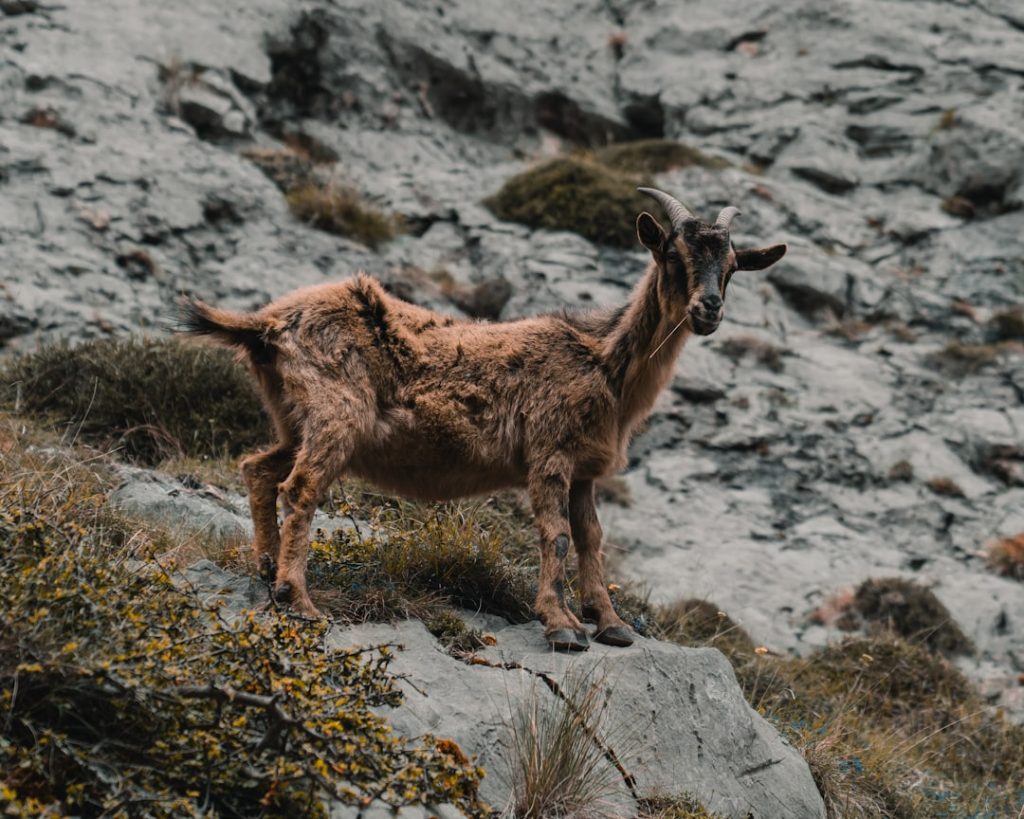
[637, 212, 668, 254]
[736, 243, 787, 271]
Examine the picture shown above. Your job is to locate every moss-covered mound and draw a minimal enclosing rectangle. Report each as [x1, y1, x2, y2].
[853, 577, 973, 656]
[593, 139, 729, 176]
[0, 449, 484, 817]
[484, 139, 727, 247]
[1, 338, 266, 465]
[484, 157, 651, 248]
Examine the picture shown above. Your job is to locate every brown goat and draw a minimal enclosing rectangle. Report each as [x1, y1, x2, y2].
[181, 187, 787, 651]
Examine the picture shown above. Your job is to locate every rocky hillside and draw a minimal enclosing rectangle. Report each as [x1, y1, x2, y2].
[1, 1, 1023, 814]
[3, 0, 1021, 715]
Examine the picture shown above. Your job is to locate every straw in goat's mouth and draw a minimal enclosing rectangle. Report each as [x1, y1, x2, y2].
[649, 314, 692, 359]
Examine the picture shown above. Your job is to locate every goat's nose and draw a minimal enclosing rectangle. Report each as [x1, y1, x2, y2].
[700, 294, 722, 314]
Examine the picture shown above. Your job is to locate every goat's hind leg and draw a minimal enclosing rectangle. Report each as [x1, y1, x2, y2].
[240, 443, 295, 580]
[571, 480, 633, 647]
[273, 426, 354, 619]
[529, 460, 588, 652]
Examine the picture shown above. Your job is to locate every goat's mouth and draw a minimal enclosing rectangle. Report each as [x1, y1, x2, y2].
[689, 310, 722, 336]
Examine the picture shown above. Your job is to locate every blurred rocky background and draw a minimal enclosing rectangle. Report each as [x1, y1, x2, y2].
[1, 0, 1022, 725]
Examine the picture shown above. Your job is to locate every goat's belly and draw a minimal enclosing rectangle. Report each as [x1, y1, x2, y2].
[348, 447, 524, 503]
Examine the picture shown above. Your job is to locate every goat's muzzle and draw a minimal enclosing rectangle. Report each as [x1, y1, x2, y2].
[690, 294, 723, 335]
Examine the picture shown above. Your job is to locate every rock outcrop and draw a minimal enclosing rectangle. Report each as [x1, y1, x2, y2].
[181, 558, 825, 819]
[2, 0, 1023, 727]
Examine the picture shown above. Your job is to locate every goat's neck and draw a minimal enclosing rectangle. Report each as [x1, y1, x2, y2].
[602, 262, 692, 435]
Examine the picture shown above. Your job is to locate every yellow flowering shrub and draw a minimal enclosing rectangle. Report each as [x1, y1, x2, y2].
[0, 484, 485, 817]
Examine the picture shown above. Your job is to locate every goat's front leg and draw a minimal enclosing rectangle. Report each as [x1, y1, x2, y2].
[529, 461, 588, 652]
[570, 480, 633, 647]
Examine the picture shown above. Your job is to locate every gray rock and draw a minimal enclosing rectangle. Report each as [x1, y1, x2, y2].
[327, 619, 825, 819]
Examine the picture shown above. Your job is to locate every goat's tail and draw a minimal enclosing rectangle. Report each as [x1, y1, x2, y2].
[178, 298, 274, 363]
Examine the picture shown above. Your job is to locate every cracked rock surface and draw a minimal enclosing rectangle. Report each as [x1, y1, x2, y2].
[2, 0, 1023, 739]
[180, 559, 824, 819]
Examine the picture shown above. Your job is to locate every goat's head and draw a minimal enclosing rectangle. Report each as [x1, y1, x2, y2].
[635, 187, 787, 336]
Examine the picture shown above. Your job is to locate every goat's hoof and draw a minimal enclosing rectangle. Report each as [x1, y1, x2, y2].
[271, 581, 293, 604]
[594, 625, 634, 647]
[580, 604, 599, 624]
[258, 554, 277, 582]
[546, 628, 589, 652]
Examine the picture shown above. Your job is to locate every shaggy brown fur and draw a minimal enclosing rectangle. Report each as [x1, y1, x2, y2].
[181, 206, 786, 651]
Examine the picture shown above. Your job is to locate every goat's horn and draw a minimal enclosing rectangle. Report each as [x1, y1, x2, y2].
[715, 206, 741, 230]
[637, 187, 696, 230]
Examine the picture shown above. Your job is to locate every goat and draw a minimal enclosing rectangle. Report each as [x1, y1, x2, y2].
[181, 187, 787, 652]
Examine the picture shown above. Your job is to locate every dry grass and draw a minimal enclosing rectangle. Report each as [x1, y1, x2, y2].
[925, 342, 998, 377]
[925, 476, 965, 498]
[287, 179, 399, 249]
[637, 793, 722, 818]
[502, 669, 628, 819]
[852, 578, 973, 656]
[0, 338, 267, 465]
[887, 460, 914, 482]
[986, 533, 1024, 581]
[989, 305, 1024, 341]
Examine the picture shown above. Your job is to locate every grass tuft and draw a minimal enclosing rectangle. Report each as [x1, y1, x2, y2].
[655, 598, 756, 657]
[503, 669, 626, 819]
[637, 793, 723, 818]
[986, 533, 1024, 581]
[853, 578, 973, 656]
[925, 476, 965, 498]
[717, 334, 787, 373]
[925, 341, 998, 377]
[1, 338, 266, 465]
[989, 305, 1024, 341]
[287, 180, 399, 249]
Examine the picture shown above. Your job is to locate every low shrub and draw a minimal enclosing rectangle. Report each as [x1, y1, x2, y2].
[1, 338, 266, 465]
[0, 451, 484, 817]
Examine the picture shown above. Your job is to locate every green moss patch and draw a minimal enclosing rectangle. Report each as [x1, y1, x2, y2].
[484, 139, 728, 247]
[1, 338, 266, 465]
[484, 157, 649, 248]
